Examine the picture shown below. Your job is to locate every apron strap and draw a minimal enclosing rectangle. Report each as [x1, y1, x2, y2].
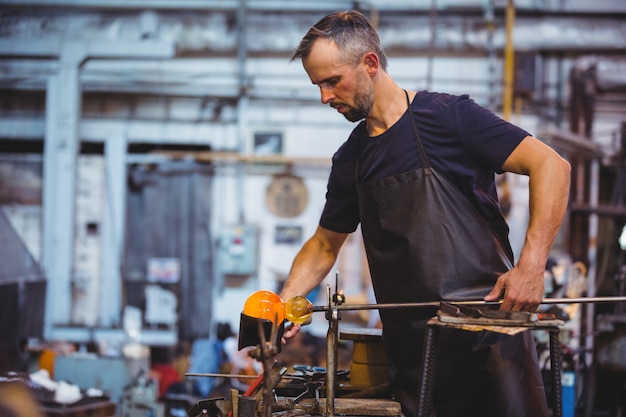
[355, 90, 432, 184]
[404, 90, 432, 172]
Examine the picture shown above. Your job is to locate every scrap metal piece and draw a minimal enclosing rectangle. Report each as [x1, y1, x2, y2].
[440, 302, 538, 322]
[285, 381, 322, 408]
[187, 398, 227, 417]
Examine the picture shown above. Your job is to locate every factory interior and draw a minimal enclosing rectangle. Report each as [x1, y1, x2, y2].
[1, 0, 626, 416]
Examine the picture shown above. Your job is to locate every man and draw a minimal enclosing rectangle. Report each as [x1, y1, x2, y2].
[279, 10, 571, 417]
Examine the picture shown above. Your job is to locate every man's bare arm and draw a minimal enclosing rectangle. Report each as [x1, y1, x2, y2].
[280, 225, 349, 301]
[279, 226, 348, 339]
[485, 135, 571, 311]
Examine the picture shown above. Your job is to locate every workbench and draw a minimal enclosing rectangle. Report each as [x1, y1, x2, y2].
[40, 399, 117, 417]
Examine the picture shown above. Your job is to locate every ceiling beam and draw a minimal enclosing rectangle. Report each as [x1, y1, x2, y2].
[0, 39, 174, 59]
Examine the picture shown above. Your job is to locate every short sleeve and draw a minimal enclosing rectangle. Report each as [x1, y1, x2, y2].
[318, 128, 365, 233]
[454, 96, 530, 173]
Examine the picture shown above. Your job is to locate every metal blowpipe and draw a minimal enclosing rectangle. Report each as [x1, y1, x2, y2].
[309, 296, 626, 312]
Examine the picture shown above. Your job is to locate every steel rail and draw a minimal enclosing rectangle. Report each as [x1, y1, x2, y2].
[185, 372, 305, 380]
[310, 296, 626, 312]
[185, 372, 260, 379]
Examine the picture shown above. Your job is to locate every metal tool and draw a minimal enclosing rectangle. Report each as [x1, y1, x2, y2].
[186, 372, 263, 380]
[285, 381, 322, 408]
[315, 286, 626, 417]
[439, 302, 557, 323]
[187, 398, 228, 417]
[249, 319, 283, 417]
[441, 301, 527, 321]
[310, 295, 626, 313]
[324, 285, 340, 417]
[189, 288, 626, 417]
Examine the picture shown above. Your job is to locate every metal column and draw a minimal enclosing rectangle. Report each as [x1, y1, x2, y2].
[42, 43, 86, 333]
[36, 39, 174, 339]
[100, 134, 128, 327]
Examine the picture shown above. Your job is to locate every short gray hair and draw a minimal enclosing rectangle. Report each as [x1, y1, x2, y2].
[290, 10, 388, 71]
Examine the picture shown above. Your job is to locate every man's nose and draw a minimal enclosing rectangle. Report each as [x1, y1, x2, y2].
[320, 87, 334, 104]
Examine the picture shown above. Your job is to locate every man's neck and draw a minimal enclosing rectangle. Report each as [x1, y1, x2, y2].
[366, 81, 414, 136]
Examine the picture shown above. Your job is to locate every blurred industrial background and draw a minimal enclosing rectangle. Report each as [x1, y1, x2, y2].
[0, 0, 625, 416]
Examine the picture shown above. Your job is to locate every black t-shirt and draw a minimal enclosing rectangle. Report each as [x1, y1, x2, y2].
[319, 91, 530, 240]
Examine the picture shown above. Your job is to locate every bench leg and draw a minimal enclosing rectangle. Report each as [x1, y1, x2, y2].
[550, 328, 563, 417]
[417, 325, 438, 417]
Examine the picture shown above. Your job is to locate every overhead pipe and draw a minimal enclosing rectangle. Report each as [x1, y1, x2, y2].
[235, 0, 248, 225]
[425, 0, 437, 91]
[502, 0, 515, 121]
[484, 0, 497, 110]
[0, 0, 441, 12]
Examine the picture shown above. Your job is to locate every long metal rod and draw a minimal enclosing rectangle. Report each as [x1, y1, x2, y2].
[310, 296, 626, 313]
[186, 373, 261, 379]
[186, 372, 307, 380]
[188, 297, 626, 377]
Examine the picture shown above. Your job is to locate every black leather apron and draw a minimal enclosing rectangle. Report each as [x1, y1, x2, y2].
[356, 91, 548, 417]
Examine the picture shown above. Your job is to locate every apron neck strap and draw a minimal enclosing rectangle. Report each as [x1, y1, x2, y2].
[355, 90, 433, 183]
[404, 90, 432, 170]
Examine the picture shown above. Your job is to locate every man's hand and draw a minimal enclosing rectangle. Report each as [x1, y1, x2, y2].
[484, 265, 544, 312]
[281, 323, 302, 344]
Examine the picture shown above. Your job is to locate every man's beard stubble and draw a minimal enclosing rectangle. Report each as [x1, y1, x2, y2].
[339, 73, 374, 122]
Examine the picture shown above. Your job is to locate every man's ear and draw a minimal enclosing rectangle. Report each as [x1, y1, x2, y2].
[363, 52, 379, 77]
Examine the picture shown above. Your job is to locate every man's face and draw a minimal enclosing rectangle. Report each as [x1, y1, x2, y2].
[303, 39, 374, 122]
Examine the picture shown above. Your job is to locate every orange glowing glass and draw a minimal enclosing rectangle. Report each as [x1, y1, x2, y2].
[243, 290, 285, 325]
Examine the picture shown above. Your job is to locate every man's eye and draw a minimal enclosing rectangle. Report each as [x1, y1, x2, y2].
[320, 78, 339, 88]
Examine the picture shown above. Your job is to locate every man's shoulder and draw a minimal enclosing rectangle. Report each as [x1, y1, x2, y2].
[332, 121, 367, 162]
[415, 90, 472, 108]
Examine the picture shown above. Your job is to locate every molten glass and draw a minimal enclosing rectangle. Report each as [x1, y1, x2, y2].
[242, 290, 285, 325]
[284, 295, 314, 325]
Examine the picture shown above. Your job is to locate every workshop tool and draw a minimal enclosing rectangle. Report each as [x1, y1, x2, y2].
[186, 373, 261, 380]
[231, 389, 239, 417]
[243, 373, 265, 396]
[309, 286, 626, 417]
[306, 295, 626, 314]
[417, 304, 566, 417]
[248, 316, 284, 417]
[190, 284, 626, 417]
[239, 290, 285, 351]
[188, 397, 229, 417]
[322, 276, 345, 417]
[284, 381, 322, 408]
[438, 302, 559, 325]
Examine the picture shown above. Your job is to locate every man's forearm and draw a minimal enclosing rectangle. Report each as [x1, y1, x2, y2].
[518, 154, 571, 271]
[280, 227, 348, 300]
[280, 238, 336, 300]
